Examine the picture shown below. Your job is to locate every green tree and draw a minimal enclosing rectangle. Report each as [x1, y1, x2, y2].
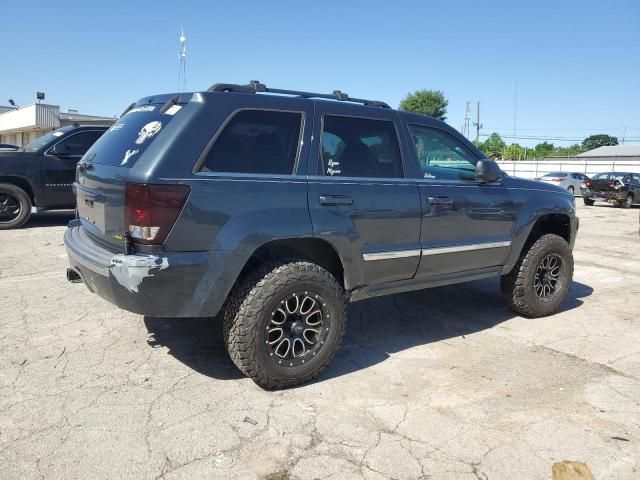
[502, 143, 526, 160]
[554, 143, 585, 157]
[532, 141, 554, 158]
[582, 134, 618, 151]
[479, 132, 506, 158]
[399, 89, 448, 121]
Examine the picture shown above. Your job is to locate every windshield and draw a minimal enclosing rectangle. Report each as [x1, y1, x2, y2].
[23, 127, 73, 152]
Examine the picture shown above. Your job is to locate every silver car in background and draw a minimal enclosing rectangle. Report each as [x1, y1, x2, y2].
[535, 172, 589, 196]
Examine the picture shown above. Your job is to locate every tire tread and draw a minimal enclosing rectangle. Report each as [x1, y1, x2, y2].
[223, 259, 346, 389]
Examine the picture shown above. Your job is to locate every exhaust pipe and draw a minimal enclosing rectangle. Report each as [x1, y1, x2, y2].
[66, 268, 83, 283]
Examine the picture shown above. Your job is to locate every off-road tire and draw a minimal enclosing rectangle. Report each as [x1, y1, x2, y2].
[0, 183, 31, 230]
[583, 197, 595, 206]
[223, 259, 346, 389]
[501, 234, 573, 318]
[623, 193, 633, 209]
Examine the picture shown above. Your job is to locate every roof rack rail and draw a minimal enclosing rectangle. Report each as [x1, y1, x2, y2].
[207, 80, 391, 109]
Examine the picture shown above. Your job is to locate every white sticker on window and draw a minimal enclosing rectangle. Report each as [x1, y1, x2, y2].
[52, 132, 64, 137]
[121, 149, 139, 166]
[127, 105, 156, 114]
[135, 121, 162, 145]
[109, 123, 124, 133]
[424, 173, 436, 179]
[164, 105, 182, 116]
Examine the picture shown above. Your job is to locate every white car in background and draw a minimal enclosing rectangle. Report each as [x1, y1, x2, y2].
[534, 172, 589, 196]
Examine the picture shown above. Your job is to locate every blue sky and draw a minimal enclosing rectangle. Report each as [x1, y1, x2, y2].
[1, 0, 639, 146]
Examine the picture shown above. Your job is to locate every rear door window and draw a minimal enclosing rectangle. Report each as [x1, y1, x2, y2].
[199, 110, 303, 175]
[320, 116, 403, 178]
[85, 104, 179, 167]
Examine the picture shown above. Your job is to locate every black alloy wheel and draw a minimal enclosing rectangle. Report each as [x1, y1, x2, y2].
[0, 192, 21, 223]
[265, 291, 330, 367]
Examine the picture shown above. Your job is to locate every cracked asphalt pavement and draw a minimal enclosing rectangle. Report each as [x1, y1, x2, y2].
[1, 203, 639, 479]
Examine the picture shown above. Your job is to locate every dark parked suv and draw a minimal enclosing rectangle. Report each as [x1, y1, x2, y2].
[65, 81, 578, 388]
[0, 124, 108, 229]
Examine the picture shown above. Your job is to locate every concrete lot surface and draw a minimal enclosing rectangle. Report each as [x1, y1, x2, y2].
[1, 203, 639, 480]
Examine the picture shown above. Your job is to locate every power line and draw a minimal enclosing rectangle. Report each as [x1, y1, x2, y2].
[478, 133, 640, 142]
[483, 126, 640, 132]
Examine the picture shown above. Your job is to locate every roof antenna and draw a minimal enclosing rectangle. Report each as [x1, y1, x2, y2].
[178, 26, 187, 92]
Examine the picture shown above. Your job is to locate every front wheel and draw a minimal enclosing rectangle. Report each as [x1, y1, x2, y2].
[501, 234, 574, 318]
[223, 260, 346, 389]
[0, 183, 32, 230]
[623, 194, 633, 209]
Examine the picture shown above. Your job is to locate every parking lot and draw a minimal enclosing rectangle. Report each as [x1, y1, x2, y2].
[0, 203, 638, 479]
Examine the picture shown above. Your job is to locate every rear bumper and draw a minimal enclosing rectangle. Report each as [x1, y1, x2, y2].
[64, 222, 244, 318]
[580, 188, 626, 201]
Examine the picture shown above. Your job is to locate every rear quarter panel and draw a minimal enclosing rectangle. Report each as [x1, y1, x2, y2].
[151, 92, 316, 255]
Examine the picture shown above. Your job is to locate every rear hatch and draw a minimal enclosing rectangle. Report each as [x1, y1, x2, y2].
[75, 99, 184, 249]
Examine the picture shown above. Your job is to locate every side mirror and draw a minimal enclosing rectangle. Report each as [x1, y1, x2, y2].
[50, 143, 70, 156]
[475, 159, 502, 183]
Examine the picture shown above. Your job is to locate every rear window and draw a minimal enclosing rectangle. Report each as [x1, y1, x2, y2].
[543, 172, 567, 177]
[85, 104, 179, 167]
[592, 172, 625, 181]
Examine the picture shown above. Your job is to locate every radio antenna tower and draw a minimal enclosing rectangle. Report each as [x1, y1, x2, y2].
[462, 101, 471, 138]
[178, 26, 187, 92]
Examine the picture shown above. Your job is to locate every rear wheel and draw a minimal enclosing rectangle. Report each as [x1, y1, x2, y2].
[567, 186, 575, 195]
[583, 197, 595, 206]
[223, 259, 346, 389]
[0, 183, 31, 230]
[501, 234, 573, 318]
[623, 193, 633, 209]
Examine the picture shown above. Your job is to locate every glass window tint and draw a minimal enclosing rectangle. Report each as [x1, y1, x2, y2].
[408, 125, 477, 181]
[320, 116, 403, 178]
[56, 130, 104, 156]
[201, 110, 302, 175]
[86, 105, 179, 167]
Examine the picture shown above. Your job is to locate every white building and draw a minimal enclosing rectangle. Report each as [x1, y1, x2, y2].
[0, 103, 115, 147]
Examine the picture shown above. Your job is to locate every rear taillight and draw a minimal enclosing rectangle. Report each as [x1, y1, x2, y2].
[124, 183, 190, 245]
[551, 178, 563, 182]
[580, 182, 587, 189]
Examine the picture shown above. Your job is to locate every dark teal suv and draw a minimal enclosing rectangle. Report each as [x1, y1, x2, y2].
[65, 81, 578, 388]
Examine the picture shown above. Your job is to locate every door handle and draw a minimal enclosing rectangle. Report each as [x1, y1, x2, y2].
[319, 195, 353, 206]
[427, 196, 453, 206]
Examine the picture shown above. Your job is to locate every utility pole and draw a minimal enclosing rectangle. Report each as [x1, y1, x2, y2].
[473, 101, 482, 146]
[513, 81, 518, 145]
[621, 127, 626, 145]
